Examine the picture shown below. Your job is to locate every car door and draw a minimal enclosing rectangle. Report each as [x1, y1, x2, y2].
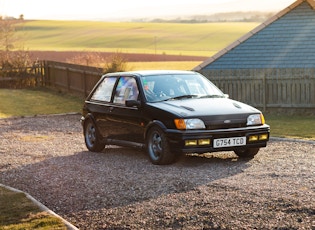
[106, 76, 145, 143]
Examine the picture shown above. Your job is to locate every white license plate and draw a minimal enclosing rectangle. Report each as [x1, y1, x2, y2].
[213, 136, 246, 148]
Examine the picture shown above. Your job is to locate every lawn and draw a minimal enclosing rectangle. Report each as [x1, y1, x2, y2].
[0, 88, 83, 118]
[265, 114, 315, 140]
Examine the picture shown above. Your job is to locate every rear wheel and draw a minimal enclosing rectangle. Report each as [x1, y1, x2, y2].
[84, 119, 105, 152]
[146, 126, 176, 165]
[234, 148, 259, 158]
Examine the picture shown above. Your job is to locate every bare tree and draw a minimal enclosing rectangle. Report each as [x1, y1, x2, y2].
[0, 18, 32, 77]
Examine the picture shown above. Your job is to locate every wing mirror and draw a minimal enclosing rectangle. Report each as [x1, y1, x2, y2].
[125, 100, 141, 108]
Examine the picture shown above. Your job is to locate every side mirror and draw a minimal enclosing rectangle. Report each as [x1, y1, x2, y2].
[125, 100, 141, 108]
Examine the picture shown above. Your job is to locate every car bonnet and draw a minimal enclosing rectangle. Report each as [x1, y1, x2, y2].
[148, 97, 260, 117]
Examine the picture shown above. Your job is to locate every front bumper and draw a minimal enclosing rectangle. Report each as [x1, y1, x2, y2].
[165, 124, 270, 154]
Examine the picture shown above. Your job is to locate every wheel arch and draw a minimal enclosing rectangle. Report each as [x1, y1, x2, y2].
[82, 113, 97, 131]
[144, 120, 167, 140]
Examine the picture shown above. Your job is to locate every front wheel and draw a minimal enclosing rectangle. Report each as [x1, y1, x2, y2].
[84, 119, 105, 152]
[146, 126, 176, 165]
[234, 148, 259, 158]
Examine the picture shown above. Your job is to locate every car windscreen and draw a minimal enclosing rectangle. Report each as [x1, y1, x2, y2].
[141, 73, 224, 102]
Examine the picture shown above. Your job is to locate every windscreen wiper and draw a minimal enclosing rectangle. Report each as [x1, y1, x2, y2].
[166, 94, 199, 100]
[199, 95, 224, 98]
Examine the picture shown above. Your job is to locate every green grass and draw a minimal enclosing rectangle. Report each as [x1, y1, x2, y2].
[265, 114, 315, 140]
[0, 187, 67, 229]
[15, 20, 259, 56]
[0, 88, 83, 118]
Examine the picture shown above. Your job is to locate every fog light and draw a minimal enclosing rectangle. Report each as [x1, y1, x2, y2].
[249, 135, 259, 142]
[259, 134, 268, 140]
[185, 140, 197, 146]
[198, 139, 211, 145]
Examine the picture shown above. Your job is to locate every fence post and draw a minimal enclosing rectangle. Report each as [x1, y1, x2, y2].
[66, 68, 70, 92]
[83, 71, 87, 97]
[263, 72, 266, 112]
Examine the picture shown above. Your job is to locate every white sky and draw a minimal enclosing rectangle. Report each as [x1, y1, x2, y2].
[0, 0, 297, 21]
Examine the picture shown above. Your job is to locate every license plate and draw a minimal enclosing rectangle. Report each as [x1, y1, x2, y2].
[213, 137, 246, 148]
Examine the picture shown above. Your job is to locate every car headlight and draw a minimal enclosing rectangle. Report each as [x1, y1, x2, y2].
[247, 114, 265, 126]
[174, 118, 206, 130]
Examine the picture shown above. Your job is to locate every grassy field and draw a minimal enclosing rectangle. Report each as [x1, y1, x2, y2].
[16, 20, 259, 57]
[129, 61, 202, 70]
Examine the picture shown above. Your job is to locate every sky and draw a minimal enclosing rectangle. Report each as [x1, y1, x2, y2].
[0, 0, 297, 21]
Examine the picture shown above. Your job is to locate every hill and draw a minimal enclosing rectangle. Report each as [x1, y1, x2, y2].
[15, 20, 260, 58]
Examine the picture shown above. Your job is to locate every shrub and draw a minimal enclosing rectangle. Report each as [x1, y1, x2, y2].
[103, 52, 129, 73]
[67, 51, 129, 73]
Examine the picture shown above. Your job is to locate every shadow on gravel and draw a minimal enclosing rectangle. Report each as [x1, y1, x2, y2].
[0, 147, 251, 215]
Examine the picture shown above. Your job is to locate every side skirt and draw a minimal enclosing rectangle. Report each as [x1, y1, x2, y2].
[103, 138, 145, 149]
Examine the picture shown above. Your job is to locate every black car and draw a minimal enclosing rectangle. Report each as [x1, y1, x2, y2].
[81, 70, 270, 165]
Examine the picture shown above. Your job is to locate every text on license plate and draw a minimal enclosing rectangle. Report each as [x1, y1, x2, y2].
[213, 137, 246, 148]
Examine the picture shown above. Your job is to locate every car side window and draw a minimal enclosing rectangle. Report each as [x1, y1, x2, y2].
[91, 77, 117, 102]
[113, 77, 139, 105]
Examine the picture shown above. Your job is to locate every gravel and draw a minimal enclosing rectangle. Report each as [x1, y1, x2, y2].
[0, 114, 314, 229]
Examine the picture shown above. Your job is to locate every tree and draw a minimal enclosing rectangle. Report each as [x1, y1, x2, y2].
[0, 19, 32, 78]
[0, 19, 16, 52]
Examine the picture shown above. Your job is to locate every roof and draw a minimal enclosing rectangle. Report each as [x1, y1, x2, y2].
[194, 0, 315, 70]
[104, 70, 197, 77]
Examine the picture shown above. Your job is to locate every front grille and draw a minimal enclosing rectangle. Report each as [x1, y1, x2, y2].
[206, 123, 247, 130]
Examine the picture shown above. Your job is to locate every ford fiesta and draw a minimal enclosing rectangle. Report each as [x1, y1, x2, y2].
[81, 70, 270, 165]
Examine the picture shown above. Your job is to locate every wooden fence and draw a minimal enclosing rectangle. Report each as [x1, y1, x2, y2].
[199, 68, 315, 113]
[3, 61, 314, 113]
[43, 61, 104, 97]
[0, 61, 45, 88]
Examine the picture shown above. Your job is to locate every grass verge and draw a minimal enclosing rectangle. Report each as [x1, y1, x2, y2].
[0, 187, 67, 230]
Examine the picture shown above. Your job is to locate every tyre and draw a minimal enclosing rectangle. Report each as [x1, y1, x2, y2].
[84, 119, 105, 152]
[234, 148, 259, 158]
[146, 126, 176, 165]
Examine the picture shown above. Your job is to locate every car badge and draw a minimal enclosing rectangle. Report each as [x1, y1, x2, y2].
[224, 120, 231, 124]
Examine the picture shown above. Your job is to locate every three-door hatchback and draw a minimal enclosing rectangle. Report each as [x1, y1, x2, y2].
[81, 70, 270, 165]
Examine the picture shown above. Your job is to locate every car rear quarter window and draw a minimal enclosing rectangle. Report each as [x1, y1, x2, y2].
[91, 77, 117, 102]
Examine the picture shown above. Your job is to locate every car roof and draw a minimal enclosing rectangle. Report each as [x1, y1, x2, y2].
[103, 70, 198, 77]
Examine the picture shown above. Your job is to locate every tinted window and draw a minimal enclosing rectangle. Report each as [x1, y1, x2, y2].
[113, 77, 139, 104]
[91, 77, 117, 102]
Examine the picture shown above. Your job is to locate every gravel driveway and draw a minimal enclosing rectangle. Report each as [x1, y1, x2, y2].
[0, 114, 314, 229]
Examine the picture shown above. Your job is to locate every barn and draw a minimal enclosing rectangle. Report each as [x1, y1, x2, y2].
[194, 0, 315, 114]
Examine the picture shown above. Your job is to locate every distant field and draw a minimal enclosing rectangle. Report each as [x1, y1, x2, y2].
[129, 61, 202, 70]
[16, 20, 259, 57]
